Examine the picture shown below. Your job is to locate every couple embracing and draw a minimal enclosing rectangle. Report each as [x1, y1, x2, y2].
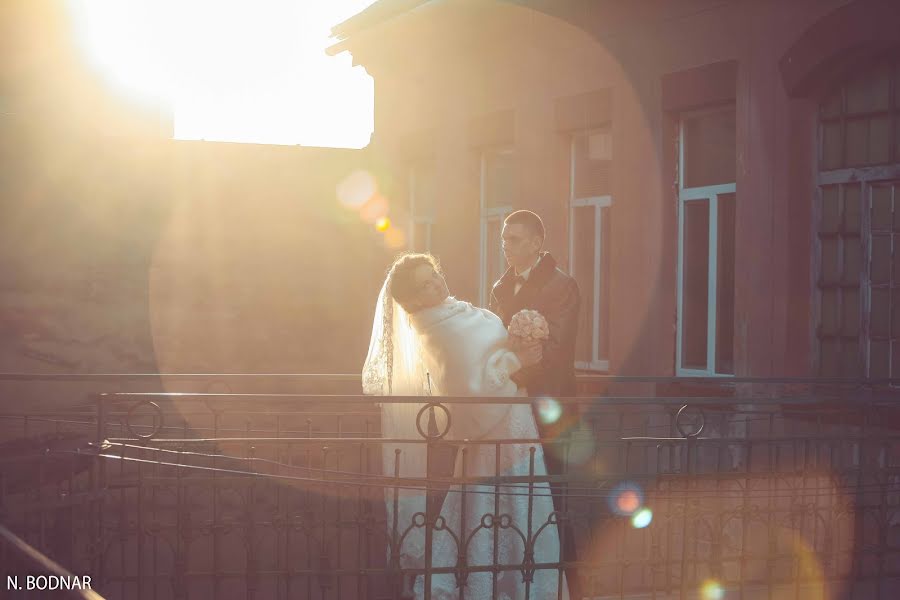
[363, 210, 580, 599]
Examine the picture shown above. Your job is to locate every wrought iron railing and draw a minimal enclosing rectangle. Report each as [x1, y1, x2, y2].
[0, 375, 899, 599]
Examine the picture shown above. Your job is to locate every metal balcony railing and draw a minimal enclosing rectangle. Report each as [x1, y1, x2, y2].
[0, 374, 898, 599]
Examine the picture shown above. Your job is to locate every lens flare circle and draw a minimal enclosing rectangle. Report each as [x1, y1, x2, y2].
[631, 507, 653, 529]
[608, 481, 643, 516]
[536, 397, 562, 425]
[336, 170, 376, 209]
[383, 226, 406, 249]
[557, 422, 594, 466]
[700, 579, 725, 600]
[359, 193, 389, 223]
[375, 216, 391, 232]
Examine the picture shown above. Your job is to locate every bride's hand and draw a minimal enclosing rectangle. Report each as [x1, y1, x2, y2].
[515, 341, 542, 367]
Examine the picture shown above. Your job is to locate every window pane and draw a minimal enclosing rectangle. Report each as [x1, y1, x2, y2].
[871, 287, 891, 338]
[599, 207, 611, 361]
[872, 185, 893, 231]
[844, 184, 861, 232]
[842, 238, 861, 285]
[484, 151, 514, 209]
[896, 62, 900, 108]
[893, 340, 900, 377]
[716, 193, 735, 374]
[869, 115, 891, 164]
[870, 340, 890, 378]
[573, 131, 612, 198]
[845, 118, 868, 166]
[485, 217, 505, 294]
[871, 235, 892, 284]
[892, 293, 900, 338]
[820, 238, 840, 284]
[896, 118, 900, 164]
[893, 235, 900, 285]
[683, 109, 736, 188]
[819, 186, 840, 233]
[890, 185, 900, 232]
[821, 122, 843, 170]
[842, 289, 859, 337]
[841, 339, 860, 377]
[573, 205, 595, 364]
[820, 289, 839, 336]
[681, 200, 709, 370]
[820, 339, 840, 376]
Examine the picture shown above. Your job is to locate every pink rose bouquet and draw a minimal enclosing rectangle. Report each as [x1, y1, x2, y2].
[508, 309, 550, 345]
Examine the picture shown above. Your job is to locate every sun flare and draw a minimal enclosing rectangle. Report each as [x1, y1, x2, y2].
[65, 0, 376, 148]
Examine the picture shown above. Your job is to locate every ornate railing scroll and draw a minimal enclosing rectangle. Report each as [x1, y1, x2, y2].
[0, 376, 898, 599]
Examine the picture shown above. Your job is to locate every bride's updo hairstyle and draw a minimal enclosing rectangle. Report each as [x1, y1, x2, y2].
[388, 252, 441, 313]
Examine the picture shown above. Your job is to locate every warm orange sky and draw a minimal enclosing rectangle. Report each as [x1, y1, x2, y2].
[66, 0, 377, 148]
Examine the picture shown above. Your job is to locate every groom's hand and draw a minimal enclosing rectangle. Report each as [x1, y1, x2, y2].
[515, 341, 543, 367]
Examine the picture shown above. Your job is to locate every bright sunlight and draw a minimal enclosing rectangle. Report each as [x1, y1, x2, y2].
[66, 0, 377, 148]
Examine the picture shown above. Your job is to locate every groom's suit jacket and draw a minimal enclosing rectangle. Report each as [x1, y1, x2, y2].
[489, 251, 582, 599]
[488, 251, 580, 399]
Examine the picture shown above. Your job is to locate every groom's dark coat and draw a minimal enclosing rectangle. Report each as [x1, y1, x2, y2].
[489, 250, 582, 597]
[489, 251, 580, 398]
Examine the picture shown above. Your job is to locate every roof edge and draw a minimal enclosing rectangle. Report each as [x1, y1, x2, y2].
[330, 0, 430, 41]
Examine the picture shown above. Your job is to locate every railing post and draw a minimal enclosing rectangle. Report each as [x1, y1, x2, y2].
[417, 401, 451, 600]
[95, 393, 108, 445]
[91, 393, 108, 589]
[424, 434, 434, 600]
[390, 448, 407, 599]
[675, 404, 704, 600]
[680, 435, 694, 600]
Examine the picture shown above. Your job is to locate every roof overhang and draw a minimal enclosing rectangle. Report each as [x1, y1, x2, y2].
[326, 0, 433, 56]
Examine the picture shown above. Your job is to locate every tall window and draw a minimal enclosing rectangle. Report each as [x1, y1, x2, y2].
[408, 161, 435, 253]
[816, 56, 900, 377]
[677, 107, 736, 376]
[480, 148, 514, 305]
[569, 129, 612, 370]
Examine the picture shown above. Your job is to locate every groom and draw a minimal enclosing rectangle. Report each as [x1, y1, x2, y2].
[488, 209, 581, 594]
[489, 210, 579, 401]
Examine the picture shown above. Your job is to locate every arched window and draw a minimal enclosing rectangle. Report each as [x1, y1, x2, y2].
[816, 54, 900, 377]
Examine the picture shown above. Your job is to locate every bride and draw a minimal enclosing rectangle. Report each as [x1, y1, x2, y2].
[363, 253, 570, 600]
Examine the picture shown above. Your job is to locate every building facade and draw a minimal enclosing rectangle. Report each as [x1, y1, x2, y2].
[331, 0, 900, 380]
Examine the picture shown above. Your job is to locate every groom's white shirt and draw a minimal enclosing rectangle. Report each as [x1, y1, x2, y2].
[513, 255, 541, 295]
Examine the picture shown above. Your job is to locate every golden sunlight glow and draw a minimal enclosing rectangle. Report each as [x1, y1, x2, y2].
[66, 0, 376, 148]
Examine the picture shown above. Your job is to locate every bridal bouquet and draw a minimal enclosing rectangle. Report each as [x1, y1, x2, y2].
[508, 309, 550, 344]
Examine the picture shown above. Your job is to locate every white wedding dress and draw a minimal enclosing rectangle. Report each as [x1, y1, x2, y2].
[363, 290, 569, 600]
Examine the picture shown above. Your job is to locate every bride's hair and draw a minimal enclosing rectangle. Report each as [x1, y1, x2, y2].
[387, 252, 441, 313]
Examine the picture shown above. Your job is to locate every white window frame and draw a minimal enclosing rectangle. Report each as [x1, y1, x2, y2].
[408, 165, 435, 253]
[568, 131, 612, 372]
[676, 109, 736, 377]
[479, 148, 514, 306]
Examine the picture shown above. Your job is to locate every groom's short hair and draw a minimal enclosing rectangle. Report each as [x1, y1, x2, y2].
[504, 210, 545, 241]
